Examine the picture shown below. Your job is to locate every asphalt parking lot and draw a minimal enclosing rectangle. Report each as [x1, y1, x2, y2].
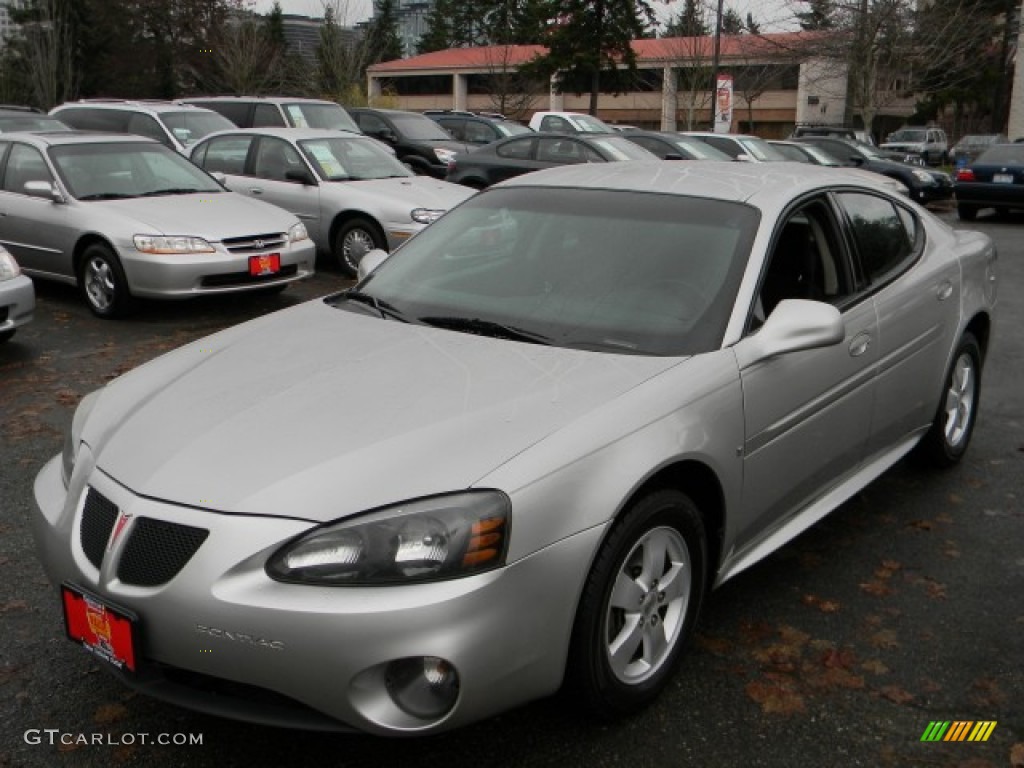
[1, 211, 1021, 768]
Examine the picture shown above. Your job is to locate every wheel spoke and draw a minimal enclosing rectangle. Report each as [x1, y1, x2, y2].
[640, 532, 668, 587]
[609, 571, 645, 611]
[607, 614, 644, 677]
[657, 561, 691, 604]
[642, 618, 668, 668]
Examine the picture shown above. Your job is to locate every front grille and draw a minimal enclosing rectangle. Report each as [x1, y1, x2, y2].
[221, 233, 288, 254]
[80, 487, 119, 569]
[201, 264, 298, 288]
[117, 517, 208, 587]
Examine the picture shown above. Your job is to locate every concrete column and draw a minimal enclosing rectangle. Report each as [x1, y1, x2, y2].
[367, 75, 382, 104]
[453, 74, 468, 111]
[661, 66, 678, 131]
[1007, 0, 1024, 138]
[549, 74, 564, 111]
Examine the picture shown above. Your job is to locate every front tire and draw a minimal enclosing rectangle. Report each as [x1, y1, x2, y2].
[333, 217, 384, 276]
[919, 332, 982, 467]
[78, 243, 135, 318]
[568, 489, 707, 719]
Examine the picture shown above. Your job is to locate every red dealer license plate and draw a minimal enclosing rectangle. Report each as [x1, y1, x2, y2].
[62, 584, 138, 674]
[249, 253, 281, 276]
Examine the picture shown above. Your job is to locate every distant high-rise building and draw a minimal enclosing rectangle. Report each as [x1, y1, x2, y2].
[0, 0, 25, 46]
[281, 13, 363, 66]
[369, 0, 433, 57]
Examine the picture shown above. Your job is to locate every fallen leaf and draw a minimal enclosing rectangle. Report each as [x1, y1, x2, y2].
[948, 493, 963, 505]
[909, 519, 935, 530]
[869, 630, 900, 650]
[696, 634, 732, 655]
[970, 678, 1007, 707]
[0, 600, 28, 614]
[935, 513, 954, 523]
[93, 703, 129, 725]
[881, 560, 902, 571]
[805, 665, 865, 691]
[860, 581, 894, 597]
[739, 620, 774, 645]
[919, 677, 942, 693]
[864, 614, 884, 627]
[777, 625, 811, 647]
[878, 685, 914, 704]
[821, 647, 856, 669]
[923, 579, 948, 600]
[861, 659, 890, 675]
[745, 676, 806, 715]
[1009, 742, 1024, 768]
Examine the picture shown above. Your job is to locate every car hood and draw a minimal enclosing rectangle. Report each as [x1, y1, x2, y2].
[327, 176, 475, 209]
[96, 193, 297, 241]
[87, 300, 680, 522]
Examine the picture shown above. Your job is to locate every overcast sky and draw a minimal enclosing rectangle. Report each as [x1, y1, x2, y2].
[249, 0, 799, 32]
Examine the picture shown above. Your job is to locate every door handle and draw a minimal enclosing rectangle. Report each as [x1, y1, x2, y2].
[936, 280, 953, 301]
[248, 187, 263, 196]
[849, 333, 871, 357]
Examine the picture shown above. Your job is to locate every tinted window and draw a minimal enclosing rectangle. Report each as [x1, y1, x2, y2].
[356, 113, 389, 135]
[464, 120, 495, 144]
[702, 136, 740, 158]
[252, 137, 305, 181]
[437, 118, 465, 140]
[496, 137, 534, 160]
[196, 135, 253, 175]
[2, 144, 52, 193]
[628, 136, 669, 158]
[126, 113, 170, 145]
[837, 193, 915, 282]
[194, 101, 251, 127]
[540, 116, 572, 133]
[253, 104, 286, 128]
[537, 137, 587, 164]
[389, 113, 452, 140]
[56, 108, 129, 132]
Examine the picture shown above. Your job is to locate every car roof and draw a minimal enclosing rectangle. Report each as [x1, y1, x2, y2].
[52, 100, 218, 115]
[1, 131, 161, 147]
[182, 96, 339, 106]
[197, 127, 368, 142]
[496, 161, 898, 205]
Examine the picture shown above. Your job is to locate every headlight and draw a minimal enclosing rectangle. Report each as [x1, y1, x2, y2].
[266, 491, 511, 585]
[0, 247, 20, 281]
[411, 208, 445, 224]
[62, 389, 102, 487]
[911, 169, 934, 183]
[433, 148, 456, 164]
[288, 222, 309, 243]
[134, 235, 215, 254]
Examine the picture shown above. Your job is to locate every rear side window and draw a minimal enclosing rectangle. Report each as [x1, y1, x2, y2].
[199, 135, 254, 175]
[56, 108, 129, 132]
[355, 112, 389, 135]
[195, 101, 251, 127]
[701, 136, 739, 158]
[463, 121, 495, 144]
[253, 104, 286, 128]
[496, 137, 534, 160]
[540, 116, 571, 133]
[437, 118, 465, 140]
[837, 192, 917, 283]
[2, 143, 53, 193]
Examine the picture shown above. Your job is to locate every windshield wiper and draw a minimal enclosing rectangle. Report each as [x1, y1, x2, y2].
[342, 290, 409, 322]
[76, 192, 137, 200]
[419, 316, 551, 345]
[138, 188, 206, 197]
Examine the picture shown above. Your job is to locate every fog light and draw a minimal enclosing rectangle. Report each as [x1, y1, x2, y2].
[385, 656, 459, 719]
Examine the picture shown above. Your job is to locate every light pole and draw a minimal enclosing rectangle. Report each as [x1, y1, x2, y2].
[710, 0, 725, 129]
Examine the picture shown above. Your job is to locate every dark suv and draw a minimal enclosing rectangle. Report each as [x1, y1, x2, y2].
[349, 108, 472, 178]
[425, 111, 531, 146]
[792, 136, 953, 204]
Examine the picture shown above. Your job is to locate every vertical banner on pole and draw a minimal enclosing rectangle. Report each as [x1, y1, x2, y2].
[714, 74, 733, 134]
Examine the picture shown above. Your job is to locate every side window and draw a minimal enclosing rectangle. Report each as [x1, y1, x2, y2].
[252, 137, 305, 182]
[703, 136, 739, 158]
[253, 104, 286, 128]
[200, 135, 254, 175]
[583, 144, 605, 162]
[127, 113, 171, 146]
[753, 199, 853, 329]
[823, 141, 857, 163]
[463, 121, 494, 144]
[57, 108, 128, 132]
[200, 101, 250, 127]
[836, 192, 916, 283]
[628, 136, 663, 157]
[3, 144, 53, 194]
[541, 116, 571, 133]
[537, 137, 586, 164]
[438, 118, 465, 140]
[495, 137, 534, 160]
[357, 113, 389, 136]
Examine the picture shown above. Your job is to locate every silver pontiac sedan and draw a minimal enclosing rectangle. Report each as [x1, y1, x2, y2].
[0, 132, 315, 317]
[33, 163, 997, 735]
[190, 128, 475, 274]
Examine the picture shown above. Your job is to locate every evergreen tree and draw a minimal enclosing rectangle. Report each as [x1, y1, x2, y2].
[745, 12, 761, 34]
[368, 0, 405, 62]
[265, 1, 287, 50]
[721, 8, 745, 35]
[665, 0, 709, 37]
[795, 0, 834, 31]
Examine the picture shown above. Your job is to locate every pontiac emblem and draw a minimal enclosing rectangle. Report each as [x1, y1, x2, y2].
[108, 512, 132, 550]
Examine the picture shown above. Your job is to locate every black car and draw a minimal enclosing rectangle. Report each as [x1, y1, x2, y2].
[349, 107, 472, 178]
[444, 132, 658, 189]
[425, 111, 531, 146]
[619, 131, 732, 161]
[792, 136, 953, 204]
[953, 142, 1024, 220]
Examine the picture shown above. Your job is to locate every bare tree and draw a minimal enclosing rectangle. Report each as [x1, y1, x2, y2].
[205, 19, 287, 95]
[661, 34, 715, 130]
[481, 45, 546, 119]
[316, 0, 374, 101]
[11, 0, 75, 109]
[729, 35, 798, 133]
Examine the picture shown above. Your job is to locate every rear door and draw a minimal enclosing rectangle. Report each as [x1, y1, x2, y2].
[484, 136, 539, 184]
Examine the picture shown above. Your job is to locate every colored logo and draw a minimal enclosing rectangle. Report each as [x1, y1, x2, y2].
[920, 721, 997, 742]
[108, 512, 132, 550]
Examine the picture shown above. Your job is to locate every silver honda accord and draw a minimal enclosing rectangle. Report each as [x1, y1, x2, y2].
[0, 132, 315, 317]
[33, 162, 997, 735]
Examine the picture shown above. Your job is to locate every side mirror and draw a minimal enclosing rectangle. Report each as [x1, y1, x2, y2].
[356, 248, 389, 282]
[285, 168, 316, 185]
[373, 129, 397, 143]
[735, 299, 844, 369]
[24, 180, 64, 203]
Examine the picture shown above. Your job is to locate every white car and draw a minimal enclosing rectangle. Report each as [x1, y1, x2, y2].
[528, 111, 614, 134]
[0, 246, 33, 343]
[191, 128, 476, 274]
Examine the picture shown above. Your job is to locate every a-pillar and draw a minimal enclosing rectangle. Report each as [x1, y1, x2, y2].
[661, 66, 678, 131]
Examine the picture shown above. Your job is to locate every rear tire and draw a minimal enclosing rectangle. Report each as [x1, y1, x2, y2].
[919, 332, 982, 468]
[568, 489, 706, 719]
[957, 205, 978, 221]
[78, 243, 135, 318]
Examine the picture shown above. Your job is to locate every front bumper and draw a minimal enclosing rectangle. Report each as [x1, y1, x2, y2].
[32, 453, 603, 735]
[913, 177, 954, 204]
[0, 273, 34, 335]
[118, 239, 316, 299]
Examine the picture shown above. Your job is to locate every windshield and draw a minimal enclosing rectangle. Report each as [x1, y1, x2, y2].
[49, 142, 224, 200]
[588, 136, 659, 161]
[801, 144, 841, 165]
[0, 115, 71, 132]
[159, 111, 235, 146]
[336, 187, 759, 356]
[887, 129, 927, 143]
[738, 137, 787, 161]
[770, 143, 810, 162]
[570, 114, 614, 133]
[673, 136, 730, 160]
[390, 113, 453, 141]
[495, 122, 532, 138]
[299, 136, 411, 181]
[283, 103, 360, 133]
[975, 144, 1024, 164]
